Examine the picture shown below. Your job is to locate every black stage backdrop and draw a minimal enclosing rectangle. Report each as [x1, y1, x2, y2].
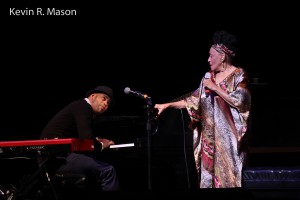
[1, 1, 299, 147]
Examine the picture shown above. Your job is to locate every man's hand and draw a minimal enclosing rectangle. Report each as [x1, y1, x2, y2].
[96, 137, 115, 150]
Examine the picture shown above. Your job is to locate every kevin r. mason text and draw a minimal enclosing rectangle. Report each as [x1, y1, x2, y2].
[10, 8, 77, 16]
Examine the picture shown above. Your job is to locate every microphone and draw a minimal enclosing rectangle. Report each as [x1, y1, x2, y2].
[124, 87, 151, 100]
[204, 72, 211, 97]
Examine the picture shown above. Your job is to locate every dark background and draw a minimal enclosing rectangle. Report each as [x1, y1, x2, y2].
[1, 2, 300, 195]
[1, 1, 300, 147]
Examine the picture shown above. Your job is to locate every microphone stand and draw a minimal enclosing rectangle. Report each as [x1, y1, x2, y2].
[144, 97, 153, 190]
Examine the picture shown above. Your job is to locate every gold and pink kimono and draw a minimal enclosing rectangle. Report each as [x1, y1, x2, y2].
[185, 67, 251, 188]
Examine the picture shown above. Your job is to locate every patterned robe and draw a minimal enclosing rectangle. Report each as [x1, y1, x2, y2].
[185, 67, 251, 188]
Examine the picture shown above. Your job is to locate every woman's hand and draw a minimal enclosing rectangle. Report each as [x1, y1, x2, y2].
[203, 78, 217, 91]
[154, 103, 169, 116]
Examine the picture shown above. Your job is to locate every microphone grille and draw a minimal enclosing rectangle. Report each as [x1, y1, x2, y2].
[124, 87, 131, 94]
[205, 72, 211, 79]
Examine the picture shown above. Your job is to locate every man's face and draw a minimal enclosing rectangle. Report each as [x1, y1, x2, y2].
[92, 93, 111, 114]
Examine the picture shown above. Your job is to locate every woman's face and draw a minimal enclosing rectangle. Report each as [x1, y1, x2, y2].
[208, 47, 223, 72]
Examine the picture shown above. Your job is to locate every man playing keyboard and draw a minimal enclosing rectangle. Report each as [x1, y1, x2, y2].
[40, 85, 119, 192]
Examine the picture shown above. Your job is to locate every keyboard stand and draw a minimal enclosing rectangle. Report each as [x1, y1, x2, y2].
[7, 152, 59, 200]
